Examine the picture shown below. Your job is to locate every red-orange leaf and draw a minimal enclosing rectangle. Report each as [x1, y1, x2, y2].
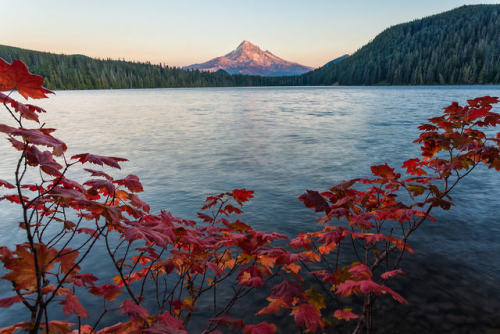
[84, 168, 113, 181]
[232, 188, 254, 204]
[381, 286, 408, 304]
[26, 146, 64, 176]
[41, 321, 75, 334]
[292, 303, 324, 332]
[89, 283, 122, 301]
[370, 163, 400, 180]
[74, 273, 98, 287]
[348, 264, 372, 280]
[58, 249, 79, 274]
[270, 280, 304, 304]
[1, 244, 57, 291]
[0, 180, 15, 189]
[334, 308, 359, 321]
[61, 294, 88, 318]
[11, 128, 66, 156]
[243, 322, 277, 334]
[237, 266, 265, 287]
[151, 310, 188, 333]
[97, 321, 141, 334]
[71, 153, 127, 169]
[381, 269, 404, 280]
[121, 299, 149, 321]
[336, 280, 359, 297]
[0, 295, 22, 308]
[0, 321, 32, 334]
[224, 204, 243, 215]
[299, 190, 329, 213]
[0, 59, 53, 99]
[256, 297, 288, 315]
[115, 174, 143, 192]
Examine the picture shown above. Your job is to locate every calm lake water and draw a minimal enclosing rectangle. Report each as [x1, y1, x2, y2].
[0, 86, 499, 333]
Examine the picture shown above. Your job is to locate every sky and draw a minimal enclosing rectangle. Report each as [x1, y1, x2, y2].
[2, 0, 498, 68]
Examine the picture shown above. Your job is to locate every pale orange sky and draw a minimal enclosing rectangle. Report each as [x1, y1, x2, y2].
[2, 0, 497, 68]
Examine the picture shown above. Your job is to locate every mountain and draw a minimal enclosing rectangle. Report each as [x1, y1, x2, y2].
[184, 41, 313, 77]
[0, 44, 268, 90]
[0, 5, 497, 89]
[323, 54, 350, 67]
[297, 4, 500, 85]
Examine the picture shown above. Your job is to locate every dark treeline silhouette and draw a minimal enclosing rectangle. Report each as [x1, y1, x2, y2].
[0, 4, 498, 89]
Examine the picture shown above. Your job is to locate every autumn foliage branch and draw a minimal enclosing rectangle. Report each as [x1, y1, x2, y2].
[0, 59, 498, 333]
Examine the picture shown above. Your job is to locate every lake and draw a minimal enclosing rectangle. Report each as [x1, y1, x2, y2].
[0, 86, 499, 333]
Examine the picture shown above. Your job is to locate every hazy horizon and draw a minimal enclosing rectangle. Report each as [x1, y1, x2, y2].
[3, 1, 499, 68]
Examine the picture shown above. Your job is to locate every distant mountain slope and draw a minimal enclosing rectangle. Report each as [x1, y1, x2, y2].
[323, 54, 350, 67]
[0, 45, 266, 90]
[184, 41, 312, 76]
[299, 4, 500, 85]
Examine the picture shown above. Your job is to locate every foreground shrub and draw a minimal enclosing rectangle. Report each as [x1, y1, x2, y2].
[0, 59, 498, 333]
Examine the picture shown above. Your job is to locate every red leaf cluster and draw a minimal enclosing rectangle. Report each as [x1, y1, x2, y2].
[0, 61, 498, 334]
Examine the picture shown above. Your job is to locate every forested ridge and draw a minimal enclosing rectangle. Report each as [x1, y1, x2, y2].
[0, 4, 498, 89]
[295, 4, 500, 85]
[0, 45, 266, 89]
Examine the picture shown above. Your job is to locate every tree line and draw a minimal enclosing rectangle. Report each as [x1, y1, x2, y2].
[0, 4, 498, 89]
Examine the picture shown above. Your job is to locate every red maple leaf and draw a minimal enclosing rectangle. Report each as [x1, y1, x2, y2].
[232, 188, 254, 204]
[115, 174, 143, 192]
[334, 308, 359, 321]
[224, 204, 243, 215]
[11, 128, 67, 156]
[0, 58, 53, 99]
[359, 280, 383, 295]
[0, 180, 15, 189]
[97, 321, 140, 333]
[147, 314, 188, 334]
[0, 92, 43, 122]
[270, 280, 304, 304]
[61, 294, 88, 318]
[71, 153, 127, 169]
[0, 295, 22, 308]
[25, 146, 64, 176]
[348, 264, 372, 280]
[121, 299, 150, 321]
[89, 283, 122, 301]
[237, 266, 265, 288]
[84, 168, 114, 181]
[336, 280, 359, 297]
[298, 190, 330, 213]
[1, 244, 57, 291]
[84, 179, 116, 196]
[291, 303, 324, 332]
[370, 163, 400, 180]
[128, 193, 150, 213]
[243, 322, 277, 334]
[256, 297, 288, 315]
[381, 285, 408, 304]
[381, 269, 405, 280]
[73, 273, 98, 287]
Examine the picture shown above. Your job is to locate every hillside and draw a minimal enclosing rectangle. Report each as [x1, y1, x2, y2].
[0, 4, 497, 89]
[298, 4, 500, 85]
[0, 45, 266, 90]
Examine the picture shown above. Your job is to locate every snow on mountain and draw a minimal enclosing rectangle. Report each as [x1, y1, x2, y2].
[184, 41, 313, 77]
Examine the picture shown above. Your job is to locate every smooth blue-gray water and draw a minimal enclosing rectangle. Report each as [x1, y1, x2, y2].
[0, 86, 499, 333]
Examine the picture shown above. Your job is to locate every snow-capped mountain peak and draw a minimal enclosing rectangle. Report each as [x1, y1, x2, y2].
[184, 41, 312, 77]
